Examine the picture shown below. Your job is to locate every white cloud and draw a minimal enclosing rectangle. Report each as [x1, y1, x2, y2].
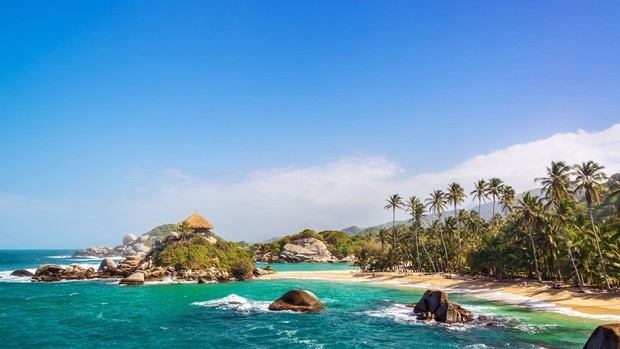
[3, 124, 619, 247]
[114, 124, 620, 243]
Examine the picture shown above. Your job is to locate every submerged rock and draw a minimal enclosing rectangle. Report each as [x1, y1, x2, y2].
[268, 290, 325, 312]
[583, 323, 620, 349]
[11, 269, 34, 277]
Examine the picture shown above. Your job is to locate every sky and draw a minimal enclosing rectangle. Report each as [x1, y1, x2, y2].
[1, 1, 619, 248]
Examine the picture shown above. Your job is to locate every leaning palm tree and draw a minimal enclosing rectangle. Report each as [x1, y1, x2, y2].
[446, 182, 466, 269]
[536, 161, 584, 291]
[572, 160, 610, 290]
[377, 228, 389, 251]
[514, 192, 544, 283]
[425, 190, 449, 271]
[384, 194, 404, 251]
[487, 178, 505, 217]
[405, 196, 426, 271]
[471, 179, 489, 216]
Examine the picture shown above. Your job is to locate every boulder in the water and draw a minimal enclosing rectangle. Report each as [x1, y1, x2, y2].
[583, 323, 620, 349]
[120, 272, 145, 285]
[11, 269, 34, 277]
[268, 290, 325, 312]
[413, 289, 472, 323]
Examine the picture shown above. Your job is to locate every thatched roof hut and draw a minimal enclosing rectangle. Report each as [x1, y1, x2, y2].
[182, 212, 214, 236]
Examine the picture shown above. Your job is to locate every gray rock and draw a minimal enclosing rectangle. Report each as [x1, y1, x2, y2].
[583, 323, 620, 349]
[11, 269, 34, 277]
[138, 234, 150, 242]
[123, 233, 137, 246]
[413, 289, 471, 323]
[278, 238, 338, 263]
[98, 258, 117, 272]
[435, 301, 472, 323]
[268, 290, 325, 312]
[120, 272, 145, 285]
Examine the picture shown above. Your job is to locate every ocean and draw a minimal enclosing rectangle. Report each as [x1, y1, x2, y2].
[0, 250, 612, 348]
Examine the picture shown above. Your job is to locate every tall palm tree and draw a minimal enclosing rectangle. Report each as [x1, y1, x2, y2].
[377, 228, 389, 251]
[405, 196, 426, 271]
[425, 190, 449, 271]
[536, 161, 584, 291]
[384, 194, 404, 251]
[499, 185, 516, 214]
[471, 179, 489, 216]
[446, 182, 466, 269]
[572, 161, 610, 290]
[514, 192, 544, 283]
[487, 178, 505, 217]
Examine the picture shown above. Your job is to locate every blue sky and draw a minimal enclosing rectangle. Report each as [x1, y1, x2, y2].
[1, 1, 619, 248]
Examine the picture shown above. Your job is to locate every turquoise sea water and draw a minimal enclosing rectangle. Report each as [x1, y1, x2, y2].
[0, 250, 611, 348]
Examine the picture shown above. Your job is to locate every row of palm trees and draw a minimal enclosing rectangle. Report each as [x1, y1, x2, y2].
[368, 160, 620, 290]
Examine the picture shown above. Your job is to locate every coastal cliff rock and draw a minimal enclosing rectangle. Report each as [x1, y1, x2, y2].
[413, 290, 472, 323]
[32, 264, 98, 282]
[268, 290, 325, 312]
[583, 324, 620, 349]
[278, 238, 339, 263]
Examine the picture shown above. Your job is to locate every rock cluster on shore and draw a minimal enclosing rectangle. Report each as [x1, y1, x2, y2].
[72, 233, 155, 258]
[413, 290, 472, 324]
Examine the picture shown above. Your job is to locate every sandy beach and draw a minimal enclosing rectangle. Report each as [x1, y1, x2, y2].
[260, 270, 620, 319]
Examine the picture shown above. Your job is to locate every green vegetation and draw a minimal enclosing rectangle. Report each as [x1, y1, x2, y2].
[155, 235, 254, 278]
[352, 160, 620, 290]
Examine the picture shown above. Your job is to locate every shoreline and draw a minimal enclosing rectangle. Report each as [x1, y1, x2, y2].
[259, 270, 620, 320]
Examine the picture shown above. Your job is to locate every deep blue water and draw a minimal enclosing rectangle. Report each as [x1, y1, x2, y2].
[0, 250, 609, 348]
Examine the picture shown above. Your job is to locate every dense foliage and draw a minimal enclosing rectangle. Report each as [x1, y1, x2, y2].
[155, 235, 254, 277]
[354, 161, 620, 290]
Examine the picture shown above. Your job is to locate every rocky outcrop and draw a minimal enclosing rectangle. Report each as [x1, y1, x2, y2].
[268, 290, 325, 312]
[413, 290, 472, 323]
[11, 269, 34, 277]
[278, 238, 339, 263]
[33, 264, 98, 282]
[73, 233, 156, 258]
[583, 323, 620, 349]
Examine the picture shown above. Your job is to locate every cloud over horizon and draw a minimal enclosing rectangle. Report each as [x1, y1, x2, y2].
[2, 124, 619, 247]
[115, 123, 620, 243]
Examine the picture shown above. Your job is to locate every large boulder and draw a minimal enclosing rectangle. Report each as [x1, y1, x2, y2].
[278, 238, 338, 263]
[583, 324, 620, 349]
[123, 234, 137, 246]
[98, 258, 117, 272]
[435, 301, 473, 324]
[413, 289, 471, 323]
[269, 290, 325, 312]
[120, 272, 145, 285]
[33, 265, 66, 282]
[11, 269, 34, 277]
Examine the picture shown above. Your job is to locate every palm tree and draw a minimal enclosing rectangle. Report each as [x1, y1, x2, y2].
[536, 161, 584, 291]
[377, 228, 389, 251]
[514, 192, 544, 282]
[499, 185, 516, 214]
[425, 190, 449, 271]
[487, 178, 505, 217]
[471, 179, 489, 216]
[405, 196, 426, 271]
[385, 194, 404, 253]
[446, 182, 466, 269]
[573, 161, 610, 290]
[175, 221, 194, 242]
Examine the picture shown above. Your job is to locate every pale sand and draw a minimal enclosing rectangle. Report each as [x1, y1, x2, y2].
[259, 270, 620, 319]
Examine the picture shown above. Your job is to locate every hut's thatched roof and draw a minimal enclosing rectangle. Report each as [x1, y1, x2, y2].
[183, 212, 214, 229]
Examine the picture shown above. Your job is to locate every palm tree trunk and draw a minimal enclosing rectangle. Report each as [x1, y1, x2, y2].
[589, 206, 611, 290]
[529, 231, 542, 283]
[392, 208, 397, 251]
[422, 243, 436, 272]
[561, 222, 584, 291]
[455, 203, 462, 270]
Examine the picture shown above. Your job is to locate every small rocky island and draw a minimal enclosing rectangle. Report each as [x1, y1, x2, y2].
[31, 212, 266, 285]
